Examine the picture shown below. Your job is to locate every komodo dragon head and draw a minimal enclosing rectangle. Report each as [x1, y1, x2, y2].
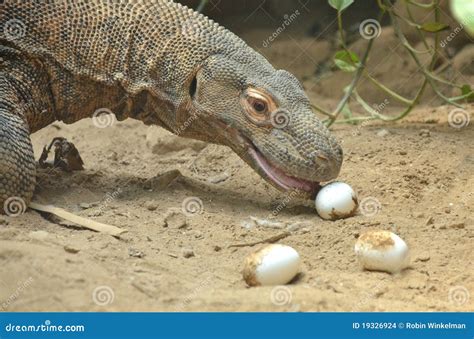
[178, 47, 342, 198]
[179, 45, 343, 199]
[156, 6, 344, 199]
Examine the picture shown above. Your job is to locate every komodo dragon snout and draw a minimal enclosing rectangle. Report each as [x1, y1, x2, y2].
[186, 53, 343, 198]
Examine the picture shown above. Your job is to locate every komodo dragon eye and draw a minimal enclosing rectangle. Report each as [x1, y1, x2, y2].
[250, 98, 267, 113]
[241, 88, 277, 126]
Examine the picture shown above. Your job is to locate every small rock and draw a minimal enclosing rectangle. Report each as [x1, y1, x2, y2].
[214, 245, 222, 252]
[129, 248, 145, 258]
[287, 221, 312, 232]
[144, 170, 182, 190]
[182, 248, 195, 258]
[398, 150, 407, 156]
[107, 151, 118, 161]
[0, 217, 9, 226]
[249, 216, 285, 229]
[419, 129, 431, 137]
[208, 172, 230, 184]
[449, 222, 465, 229]
[190, 230, 204, 239]
[145, 200, 159, 211]
[64, 245, 80, 254]
[425, 216, 434, 226]
[376, 129, 390, 137]
[28, 230, 49, 241]
[89, 210, 103, 217]
[164, 210, 187, 229]
[116, 212, 131, 218]
[79, 203, 93, 209]
[415, 253, 430, 262]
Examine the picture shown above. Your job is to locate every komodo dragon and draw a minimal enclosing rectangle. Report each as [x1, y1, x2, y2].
[0, 0, 343, 214]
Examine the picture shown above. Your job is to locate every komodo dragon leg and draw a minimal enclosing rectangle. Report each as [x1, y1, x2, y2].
[0, 56, 54, 215]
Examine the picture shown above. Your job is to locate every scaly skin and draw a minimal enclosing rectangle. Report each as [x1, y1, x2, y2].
[0, 0, 343, 214]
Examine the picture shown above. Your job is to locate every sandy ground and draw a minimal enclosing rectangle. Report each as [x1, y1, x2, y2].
[1, 10, 473, 312]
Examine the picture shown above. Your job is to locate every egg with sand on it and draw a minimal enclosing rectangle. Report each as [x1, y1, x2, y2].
[243, 244, 301, 287]
[315, 182, 358, 220]
[354, 230, 410, 273]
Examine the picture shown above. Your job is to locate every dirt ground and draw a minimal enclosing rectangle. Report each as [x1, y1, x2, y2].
[1, 4, 473, 312]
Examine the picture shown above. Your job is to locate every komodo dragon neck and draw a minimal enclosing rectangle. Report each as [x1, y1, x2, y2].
[1, 0, 246, 136]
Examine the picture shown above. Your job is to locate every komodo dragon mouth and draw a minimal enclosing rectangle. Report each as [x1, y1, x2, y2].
[214, 120, 322, 199]
[247, 144, 321, 196]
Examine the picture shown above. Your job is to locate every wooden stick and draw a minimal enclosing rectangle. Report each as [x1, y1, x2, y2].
[29, 202, 127, 237]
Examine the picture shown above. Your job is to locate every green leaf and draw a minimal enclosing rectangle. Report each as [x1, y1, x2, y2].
[334, 50, 360, 73]
[461, 84, 474, 102]
[328, 0, 354, 12]
[451, 0, 474, 36]
[420, 22, 450, 33]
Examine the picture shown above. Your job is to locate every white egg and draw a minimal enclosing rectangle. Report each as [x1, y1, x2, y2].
[315, 181, 358, 220]
[355, 230, 410, 273]
[243, 244, 301, 286]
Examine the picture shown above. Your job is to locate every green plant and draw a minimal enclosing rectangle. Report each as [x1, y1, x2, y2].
[311, 0, 474, 127]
